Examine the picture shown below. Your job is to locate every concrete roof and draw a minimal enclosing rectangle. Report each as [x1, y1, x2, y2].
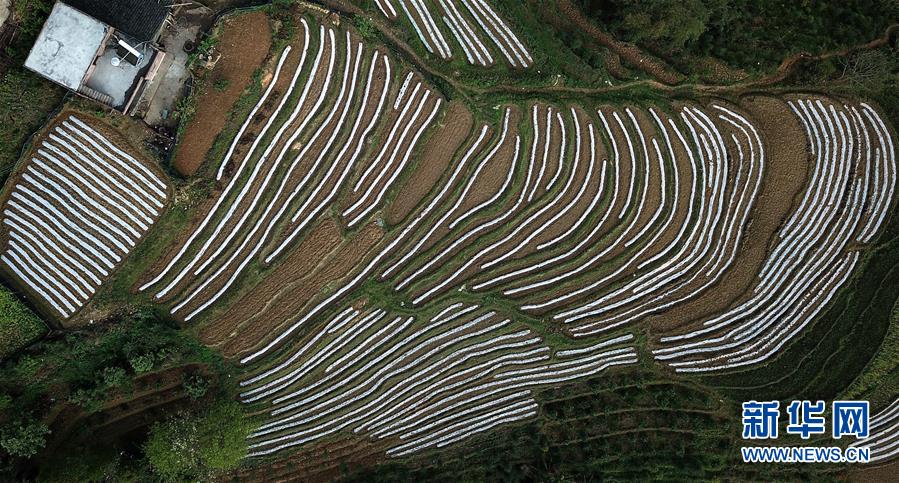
[24, 2, 108, 90]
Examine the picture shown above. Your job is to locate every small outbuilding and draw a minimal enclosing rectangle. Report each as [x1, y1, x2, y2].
[24, 0, 172, 113]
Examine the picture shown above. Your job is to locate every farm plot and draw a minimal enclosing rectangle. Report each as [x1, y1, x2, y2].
[259, 96, 889, 373]
[375, 0, 532, 67]
[136, 15, 897, 460]
[654, 99, 896, 373]
[0, 115, 169, 320]
[378, 102, 766, 339]
[138, 18, 444, 325]
[240, 302, 638, 457]
[850, 398, 899, 463]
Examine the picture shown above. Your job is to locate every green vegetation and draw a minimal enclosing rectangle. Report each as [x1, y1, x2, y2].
[0, 309, 242, 480]
[578, 0, 898, 74]
[0, 70, 64, 182]
[0, 285, 46, 359]
[0, 0, 65, 183]
[0, 419, 50, 458]
[842, 301, 899, 407]
[144, 400, 251, 482]
[342, 371, 832, 481]
[213, 77, 231, 92]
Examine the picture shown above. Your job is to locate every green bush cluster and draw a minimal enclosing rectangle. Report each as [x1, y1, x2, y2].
[0, 311, 214, 457]
[579, 0, 899, 72]
[0, 287, 46, 360]
[0, 420, 49, 458]
[144, 400, 250, 482]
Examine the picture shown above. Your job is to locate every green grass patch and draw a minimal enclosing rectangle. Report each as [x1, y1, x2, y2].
[0, 285, 47, 359]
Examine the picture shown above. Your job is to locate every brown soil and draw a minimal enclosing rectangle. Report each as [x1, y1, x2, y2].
[468, 105, 615, 291]
[504, 105, 641, 300]
[198, 218, 343, 347]
[648, 96, 810, 335]
[846, 459, 899, 482]
[216, 37, 307, 180]
[531, 105, 564, 202]
[452, 107, 523, 216]
[148, 27, 337, 304]
[519, 105, 666, 311]
[340, 85, 442, 223]
[385, 100, 473, 225]
[171, 11, 272, 176]
[395, 108, 522, 296]
[476, 107, 597, 272]
[202, 221, 384, 358]
[233, 435, 393, 482]
[274, 49, 391, 243]
[565, 101, 758, 328]
[527, 108, 605, 246]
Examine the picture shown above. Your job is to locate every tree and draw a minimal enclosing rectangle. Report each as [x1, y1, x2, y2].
[144, 401, 250, 481]
[612, 0, 715, 50]
[0, 419, 50, 458]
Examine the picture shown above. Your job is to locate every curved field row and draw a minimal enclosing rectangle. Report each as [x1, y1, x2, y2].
[137, 18, 443, 323]
[228, 94, 894, 378]
[132, 21, 896, 461]
[240, 302, 637, 458]
[850, 398, 899, 463]
[377, 0, 532, 67]
[655, 99, 896, 373]
[0, 115, 168, 319]
[378, 102, 764, 340]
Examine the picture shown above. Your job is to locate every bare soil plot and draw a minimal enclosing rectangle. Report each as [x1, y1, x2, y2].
[171, 11, 272, 176]
[198, 218, 343, 347]
[385, 100, 473, 225]
[204, 222, 383, 358]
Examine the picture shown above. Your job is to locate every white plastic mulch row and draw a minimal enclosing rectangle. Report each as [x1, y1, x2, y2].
[240, 303, 637, 457]
[2, 116, 167, 318]
[850, 398, 899, 463]
[653, 98, 895, 372]
[139, 22, 437, 323]
[377, 0, 530, 68]
[556, 105, 764, 337]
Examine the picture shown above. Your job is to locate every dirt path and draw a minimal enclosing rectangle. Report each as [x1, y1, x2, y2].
[553, 0, 684, 85]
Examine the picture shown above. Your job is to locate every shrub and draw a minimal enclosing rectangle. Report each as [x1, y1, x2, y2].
[129, 354, 155, 374]
[144, 401, 250, 481]
[0, 419, 50, 458]
[182, 374, 209, 400]
[355, 16, 378, 40]
[0, 287, 47, 359]
[213, 78, 230, 91]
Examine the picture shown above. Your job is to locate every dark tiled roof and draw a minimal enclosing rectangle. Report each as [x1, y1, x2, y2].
[62, 0, 170, 42]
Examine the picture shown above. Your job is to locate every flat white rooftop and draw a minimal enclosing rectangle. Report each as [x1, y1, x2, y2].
[24, 2, 107, 90]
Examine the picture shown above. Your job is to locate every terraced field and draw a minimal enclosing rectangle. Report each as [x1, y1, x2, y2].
[119, 8, 899, 465]
[2, 2, 896, 479]
[851, 398, 899, 463]
[374, 0, 532, 67]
